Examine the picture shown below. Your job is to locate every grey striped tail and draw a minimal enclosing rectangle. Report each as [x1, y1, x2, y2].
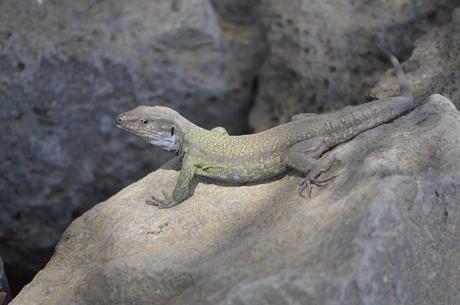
[327, 48, 416, 140]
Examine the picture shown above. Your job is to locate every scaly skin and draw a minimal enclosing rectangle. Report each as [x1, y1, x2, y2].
[116, 50, 415, 208]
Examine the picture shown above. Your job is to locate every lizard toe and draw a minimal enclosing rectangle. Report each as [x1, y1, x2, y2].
[298, 174, 337, 198]
[298, 177, 312, 198]
[145, 192, 169, 206]
[145, 196, 160, 206]
[311, 175, 337, 186]
[157, 191, 178, 209]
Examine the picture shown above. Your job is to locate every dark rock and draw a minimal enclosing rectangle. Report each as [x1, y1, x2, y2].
[248, 0, 459, 131]
[369, 7, 460, 109]
[0, 257, 11, 304]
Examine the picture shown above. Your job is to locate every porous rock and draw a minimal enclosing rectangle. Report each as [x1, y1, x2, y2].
[11, 95, 460, 305]
[249, 0, 458, 131]
[369, 7, 460, 109]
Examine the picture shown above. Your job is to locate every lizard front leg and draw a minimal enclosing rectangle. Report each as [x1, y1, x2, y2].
[283, 138, 340, 197]
[146, 159, 197, 208]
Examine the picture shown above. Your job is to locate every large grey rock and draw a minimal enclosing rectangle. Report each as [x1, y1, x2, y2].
[11, 95, 460, 305]
[249, 0, 459, 131]
[369, 7, 460, 109]
[0, 0, 263, 288]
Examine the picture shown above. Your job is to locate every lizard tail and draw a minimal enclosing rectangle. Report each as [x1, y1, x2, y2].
[378, 45, 413, 101]
[330, 47, 417, 137]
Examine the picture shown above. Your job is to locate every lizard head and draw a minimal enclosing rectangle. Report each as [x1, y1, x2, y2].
[116, 105, 187, 152]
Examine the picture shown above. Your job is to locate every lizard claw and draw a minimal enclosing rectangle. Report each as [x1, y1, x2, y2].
[145, 195, 160, 206]
[298, 178, 312, 198]
[298, 175, 337, 198]
[145, 191, 177, 208]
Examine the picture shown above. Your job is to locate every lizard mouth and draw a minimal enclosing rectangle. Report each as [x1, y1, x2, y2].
[115, 121, 150, 139]
[116, 122, 136, 133]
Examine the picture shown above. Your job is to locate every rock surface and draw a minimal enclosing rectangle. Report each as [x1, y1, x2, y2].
[249, 0, 459, 131]
[11, 95, 460, 305]
[2, 0, 460, 296]
[370, 7, 460, 109]
[0, 0, 263, 290]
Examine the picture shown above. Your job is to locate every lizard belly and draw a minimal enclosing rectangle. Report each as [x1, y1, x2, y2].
[196, 151, 286, 183]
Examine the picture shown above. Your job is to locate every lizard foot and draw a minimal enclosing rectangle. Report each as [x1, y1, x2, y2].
[298, 156, 341, 198]
[145, 191, 178, 209]
[298, 175, 337, 198]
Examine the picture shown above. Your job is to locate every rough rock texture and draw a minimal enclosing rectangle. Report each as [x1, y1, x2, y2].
[11, 95, 460, 305]
[0, 0, 263, 291]
[370, 7, 460, 109]
[2, 0, 460, 296]
[249, 0, 459, 131]
[0, 257, 11, 304]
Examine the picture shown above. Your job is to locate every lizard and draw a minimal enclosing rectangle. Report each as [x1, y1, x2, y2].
[116, 49, 414, 208]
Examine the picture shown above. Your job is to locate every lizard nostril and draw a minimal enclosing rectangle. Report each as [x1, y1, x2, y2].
[116, 115, 123, 124]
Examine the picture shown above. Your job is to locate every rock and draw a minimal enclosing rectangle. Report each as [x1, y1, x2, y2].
[3, 0, 460, 297]
[0, 0, 263, 289]
[369, 7, 460, 109]
[0, 257, 11, 304]
[248, 0, 458, 131]
[11, 94, 460, 305]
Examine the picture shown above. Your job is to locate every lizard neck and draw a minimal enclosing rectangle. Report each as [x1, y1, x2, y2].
[175, 116, 207, 158]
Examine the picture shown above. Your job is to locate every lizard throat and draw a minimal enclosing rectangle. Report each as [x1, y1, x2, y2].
[148, 134, 177, 152]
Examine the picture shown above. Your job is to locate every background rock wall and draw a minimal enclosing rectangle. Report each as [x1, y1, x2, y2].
[370, 8, 460, 105]
[249, 0, 460, 130]
[1, 0, 459, 296]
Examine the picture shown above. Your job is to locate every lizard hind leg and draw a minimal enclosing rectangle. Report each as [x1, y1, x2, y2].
[283, 138, 340, 197]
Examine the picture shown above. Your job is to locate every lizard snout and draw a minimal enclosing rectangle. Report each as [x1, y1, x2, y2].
[116, 113, 126, 125]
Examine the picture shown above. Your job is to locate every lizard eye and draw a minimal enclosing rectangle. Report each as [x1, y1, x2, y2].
[141, 119, 148, 125]
[170, 126, 175, 136]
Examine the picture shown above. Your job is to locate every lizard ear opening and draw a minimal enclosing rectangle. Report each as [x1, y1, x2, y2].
[141, 119, 149, 125]
[171, 126, 175, 136]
